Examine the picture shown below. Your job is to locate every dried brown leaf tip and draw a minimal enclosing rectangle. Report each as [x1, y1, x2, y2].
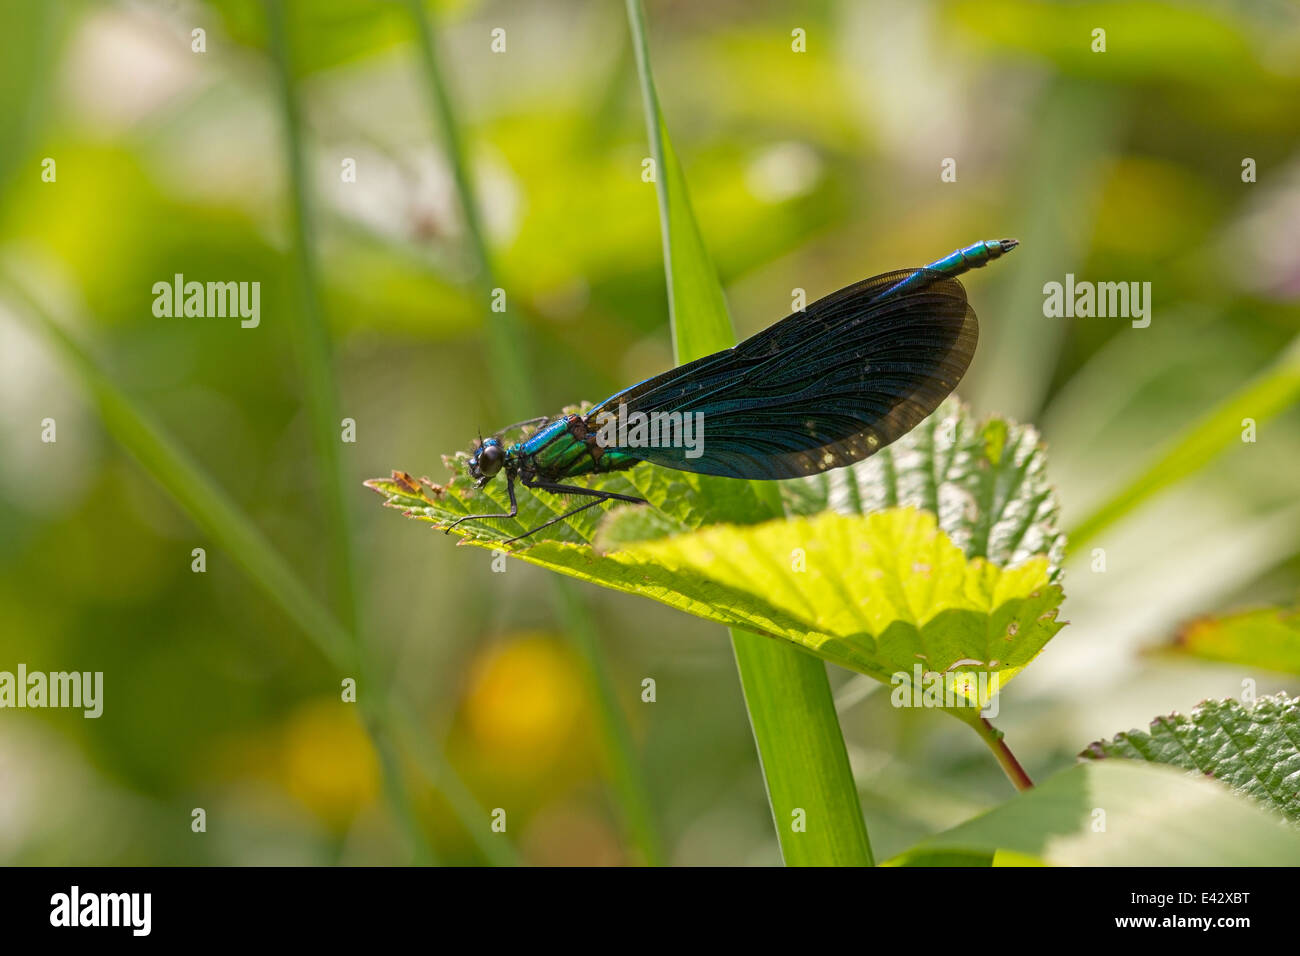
[363, 470, 432, 502]
[391, 471, 420, 495]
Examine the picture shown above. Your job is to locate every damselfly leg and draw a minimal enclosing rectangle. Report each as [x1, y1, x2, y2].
[442, 473, 647, 544]
[499, 477, 647, 545]
[442, 472, 519, 535]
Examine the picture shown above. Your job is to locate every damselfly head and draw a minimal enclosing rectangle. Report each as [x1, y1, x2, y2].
[468, 436, 505, 484]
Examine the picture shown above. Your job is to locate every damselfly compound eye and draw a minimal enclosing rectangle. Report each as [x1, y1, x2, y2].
[476, 441, 505, 477]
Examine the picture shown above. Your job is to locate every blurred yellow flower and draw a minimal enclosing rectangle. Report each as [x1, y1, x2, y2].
[460, 634, 596, 780]
[279, 699, 380, 829]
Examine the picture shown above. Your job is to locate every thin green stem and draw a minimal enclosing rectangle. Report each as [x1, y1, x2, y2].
[267, 2, 523, 865]
[405, 0, 665, 865]
[968, 80, 1123, 423]
[404, 0, 532, 415]
[2, 271, 353, 673]
[1, 271, 520, 865]
[627, 0, 678, 341]
[388, 698, 521, 866]
[1068, 333, 1300, 554]
[366, 716, 436, 865]
[731, 638, 876, 864]
[551, 580, 665, 864]
[974, 718, 1034, 792]
[265, 0, 435, 864]
[626, 0, 873, 866]
[265, 0, 358, 636]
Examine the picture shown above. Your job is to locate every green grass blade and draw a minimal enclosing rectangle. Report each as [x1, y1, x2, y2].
[1161, 606, 1300, 676]
[2, 273, 354, 672]
[265, 0, 359, 636]
[626, 0, 872, 866]
[627, 16, 735, 359]
[963, 80, 1123, 422]
[406, 0, 665, 865]
[404, 0, 533, 416]
[1, 273, 518, 865]
[265, 0, 436, 864]
[386, 697, 522, 866]
[1068, 333, 1300, 552]
[550, 580, 665, 865]
[724, 635, 872, 864]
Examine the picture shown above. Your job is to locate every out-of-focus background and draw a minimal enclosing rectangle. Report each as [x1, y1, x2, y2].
[1, 0, 1298, 865]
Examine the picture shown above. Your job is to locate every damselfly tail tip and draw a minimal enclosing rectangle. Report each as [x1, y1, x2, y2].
[999, 238, 1019, 253]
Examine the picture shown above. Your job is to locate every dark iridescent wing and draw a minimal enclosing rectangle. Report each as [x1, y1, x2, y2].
[589, 269, 976, 479]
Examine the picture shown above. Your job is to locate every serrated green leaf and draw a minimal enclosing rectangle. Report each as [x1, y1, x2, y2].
[369, 399, 770, 553]
[365, 401, 1069, 719]
[781, 398, 1066, 584]
[1080, 693, 1300, 822]
[371, 398, 1065, 575]
[1163, 607, 1300, 676]
[364, 478, 1064, 715]
[363, 459, 760, 554]
[891, 760, 1300, 866]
